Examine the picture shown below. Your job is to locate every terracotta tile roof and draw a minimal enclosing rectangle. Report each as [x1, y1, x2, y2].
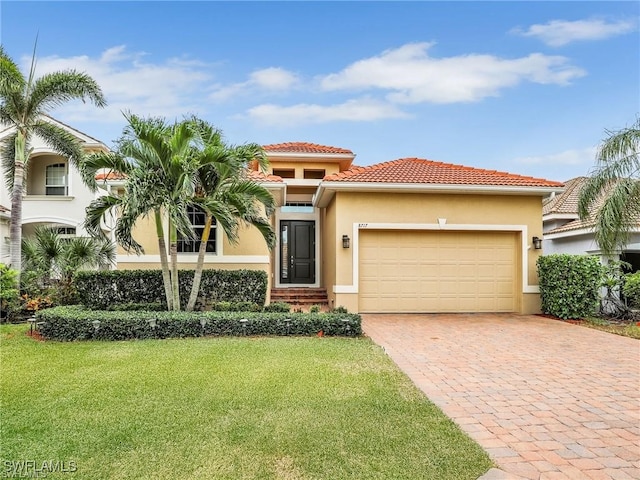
[546, 218, 594, 235]
[263, 142, 353, 155]
[95, 172, 126, 181]
[543, 177, 587, 216]
[0, 205, 9, 213]
[247, 170, 283, 183]
[323, 157, 564, 188]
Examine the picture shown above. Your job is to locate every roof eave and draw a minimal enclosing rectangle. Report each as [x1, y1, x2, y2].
[315, 182, 563, 207]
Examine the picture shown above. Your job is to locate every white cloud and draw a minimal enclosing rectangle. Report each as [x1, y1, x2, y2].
[210, 67, 299, 101]
[24, 46, 215, 123]
[320, 43, 586, 104]
[514, 147, 597, 166]
[512, 18, 637, 47]
[245, 98, 409, 126]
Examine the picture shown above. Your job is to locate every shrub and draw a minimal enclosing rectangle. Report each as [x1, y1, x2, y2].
[0, 264, 20, 320]
[37, 306, 362, 341]
[74, 269, 268, 310]
[537, 254, 602, 319]
[263, 302, 291, 313]
[106, 302, 165, 311]
[623, 272, 640, 309]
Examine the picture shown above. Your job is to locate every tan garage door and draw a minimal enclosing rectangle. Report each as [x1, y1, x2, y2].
[359, 230, 517, 313]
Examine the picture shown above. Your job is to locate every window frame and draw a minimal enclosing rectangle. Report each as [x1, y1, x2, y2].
[45, 163, 68, 196]
[176, 206, 217, 254]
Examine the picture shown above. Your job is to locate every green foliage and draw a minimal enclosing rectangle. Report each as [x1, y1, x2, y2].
[74, 269, 267, 310]
[263, 302, 291, 313]
[0, 264, 20, 319]
[330, 305, 349, 314]
[623, 272, 640, 309]
[537, 254, 602, 319]
[309, 304, 321, 313]
[106, 302, 165, 312]
[37, 306, 362, 341]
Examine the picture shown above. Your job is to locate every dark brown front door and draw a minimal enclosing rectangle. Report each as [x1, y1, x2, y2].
[280, 221, 315, 284]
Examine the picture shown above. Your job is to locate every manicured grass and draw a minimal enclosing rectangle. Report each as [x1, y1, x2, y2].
[582, 317, 640, 339]
[1, 324, 492, 479]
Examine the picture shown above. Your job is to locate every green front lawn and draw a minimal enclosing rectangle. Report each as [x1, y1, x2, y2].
[0, 324, 492, 479]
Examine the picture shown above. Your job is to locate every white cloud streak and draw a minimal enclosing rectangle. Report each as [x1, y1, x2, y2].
[26, 46, 215, 123]
[514, 147, 598, 166]
[246, 98, 409, 125]
[512, 18, 637, 47]
[210, 67, 300, 101]
[320, 43, 586, 104]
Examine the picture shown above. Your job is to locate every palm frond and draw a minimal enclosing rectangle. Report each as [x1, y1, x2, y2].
[0, 46, 25, 95]
[84, 194, 122, 237]
[27, 70, 106, 116]
[1, 131, 18, 191]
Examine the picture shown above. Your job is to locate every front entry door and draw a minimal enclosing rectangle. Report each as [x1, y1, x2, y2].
[280, 221, 315, 284]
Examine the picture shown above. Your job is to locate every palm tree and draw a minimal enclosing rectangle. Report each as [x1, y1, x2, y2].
[0, 45, 106, 281]
[185, 120, 275, 310]
[22, 226, 115, 302]
[578, 118, 640, 255]
[84, 114, 198, 310]
[84, 115, 275, 311]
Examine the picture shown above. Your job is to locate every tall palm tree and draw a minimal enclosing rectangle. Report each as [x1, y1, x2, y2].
[578, 118, 640, 255]
[185, 120, 275, 310]
[84, 114, 275, 312]
[84, 114, 198, 310]
[0, 45, 106, 281]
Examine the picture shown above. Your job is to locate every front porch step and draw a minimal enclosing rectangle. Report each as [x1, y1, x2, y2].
[270, 288, 329, 307]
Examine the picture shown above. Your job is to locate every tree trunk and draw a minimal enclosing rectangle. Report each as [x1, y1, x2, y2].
[154, 210, 173, 310]
[169, 219, 180, 311]
[186, 214, 212, 311]
[9, 131, 27, 284]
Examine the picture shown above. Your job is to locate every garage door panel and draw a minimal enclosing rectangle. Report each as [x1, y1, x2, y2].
[359, 230, 517, 313]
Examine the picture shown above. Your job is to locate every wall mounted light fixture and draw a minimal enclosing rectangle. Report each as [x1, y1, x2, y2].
[342, 235, 350, 249]
[532, 236, 543, 250]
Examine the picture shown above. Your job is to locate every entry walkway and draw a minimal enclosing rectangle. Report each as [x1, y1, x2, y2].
[362, 314, 640, 480]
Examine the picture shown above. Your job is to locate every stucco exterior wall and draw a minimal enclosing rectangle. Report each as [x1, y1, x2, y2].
[267, 160, 341, 178]
[327, 191, 544, 314]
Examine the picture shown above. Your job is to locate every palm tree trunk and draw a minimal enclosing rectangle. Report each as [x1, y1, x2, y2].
[186, 214, 212, 311]
[169, 219, 181, 311]
[9, 131, 27, 283]
[154, 209, 173, 310]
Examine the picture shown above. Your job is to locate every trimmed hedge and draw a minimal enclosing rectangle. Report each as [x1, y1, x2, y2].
[537, 254, 602, 319]
[37, 306, 361, 341]
[74, 269, 268, 310]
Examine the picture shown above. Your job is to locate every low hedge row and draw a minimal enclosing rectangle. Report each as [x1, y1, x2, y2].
[37, 306, 361, 341]
[74, 269, 268, 310]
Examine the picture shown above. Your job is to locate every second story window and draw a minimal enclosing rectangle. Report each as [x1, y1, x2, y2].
[177, 206, 217, 254]
[45, 163, 68, 196]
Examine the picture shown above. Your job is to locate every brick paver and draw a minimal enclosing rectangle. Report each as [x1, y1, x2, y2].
[363, 314, 640, 480]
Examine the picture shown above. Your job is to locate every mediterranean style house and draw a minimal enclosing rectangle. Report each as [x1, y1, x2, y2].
[103, 142, 564, 314]
[543, 176, 640, 271]
[1, 114, 565, 314]
[0, 116, 110, 265]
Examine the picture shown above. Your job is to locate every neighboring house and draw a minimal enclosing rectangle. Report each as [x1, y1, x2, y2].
[543, 177, 640, 271]
[0, 115, 110, 265]
[107, 142, 563, 314]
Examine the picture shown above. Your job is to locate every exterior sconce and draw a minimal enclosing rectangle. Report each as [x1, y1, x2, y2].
[342, 235, 350, 249]
[532, 236, 542, 250]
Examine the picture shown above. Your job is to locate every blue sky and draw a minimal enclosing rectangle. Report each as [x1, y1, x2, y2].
[1, 1, 638, 182]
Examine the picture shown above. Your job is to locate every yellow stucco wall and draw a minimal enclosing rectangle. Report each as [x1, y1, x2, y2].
[268, 160, 341, 178]
[323, 191, 544, 314]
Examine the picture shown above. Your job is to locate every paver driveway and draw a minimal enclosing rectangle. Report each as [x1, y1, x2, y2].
[363, 314, 640, 480]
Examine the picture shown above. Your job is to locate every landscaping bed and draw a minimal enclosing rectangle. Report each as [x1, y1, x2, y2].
[37, 306, 361, 341]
